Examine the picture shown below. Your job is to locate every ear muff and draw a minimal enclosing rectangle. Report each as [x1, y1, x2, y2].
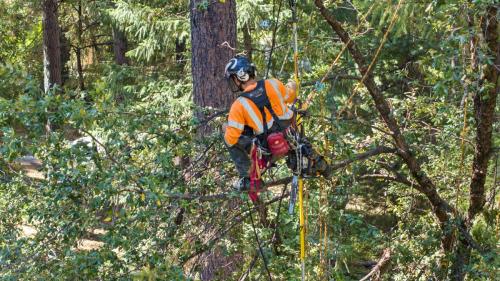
[224, 59, 238, 78]
[236, 69, 249, 82]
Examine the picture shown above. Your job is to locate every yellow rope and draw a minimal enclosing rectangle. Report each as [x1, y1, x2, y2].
[337, 0, 404, 118]
[457, 95, 468, 210]
[301, 3, 376, 111]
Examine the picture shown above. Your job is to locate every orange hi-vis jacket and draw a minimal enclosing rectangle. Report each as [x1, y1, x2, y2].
[224, 79, 296, 146]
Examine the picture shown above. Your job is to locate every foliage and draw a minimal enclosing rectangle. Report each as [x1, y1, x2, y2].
[0, 0, 498, 280]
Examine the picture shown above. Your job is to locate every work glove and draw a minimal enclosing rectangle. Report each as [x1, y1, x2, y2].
[286, 79, 297, 91]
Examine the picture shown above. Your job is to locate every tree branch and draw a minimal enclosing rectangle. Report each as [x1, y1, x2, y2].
[162, 177, 292, 202]
[301, 73, 361, 87]
[181, 191, 290, 264]
[359, 173, 412, 186]
[359, 248, 391, 281]
[329, 146, 396, 171]
[314, 1, 454, 233]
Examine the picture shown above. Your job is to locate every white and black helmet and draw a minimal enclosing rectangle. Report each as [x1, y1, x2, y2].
[224, 55, 256, 82]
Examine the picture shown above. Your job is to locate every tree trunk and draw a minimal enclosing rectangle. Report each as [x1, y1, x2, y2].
[314, 0, 453, 235]
[467, 4, 498, 224]
[112, 27, 128, 65]
[76, 0, 85, 90]
[190, 0, 237, 121]
[242, 23, 252, 61]
[60, 28, 70, 85]
[175, 37, 186, 69]
[452, 5, 499, 281]
[190, 2, 238, 279]
[42, 0, 62, 93]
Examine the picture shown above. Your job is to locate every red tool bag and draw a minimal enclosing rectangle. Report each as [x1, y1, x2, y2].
[267, 131, 290, 157]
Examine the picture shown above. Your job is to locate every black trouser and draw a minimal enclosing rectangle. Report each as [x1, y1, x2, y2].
[227, 120, 291, 178]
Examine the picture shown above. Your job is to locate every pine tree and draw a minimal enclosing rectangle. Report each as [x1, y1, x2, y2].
[190, 0, 237, 118]
[42, 0, 62, 92]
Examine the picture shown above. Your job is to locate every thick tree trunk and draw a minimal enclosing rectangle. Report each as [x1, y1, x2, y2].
[112, 27, 128, 65]
[190, 0, 237, 117]
[190, 2, 237, 279]
[42, 0, 62, 92]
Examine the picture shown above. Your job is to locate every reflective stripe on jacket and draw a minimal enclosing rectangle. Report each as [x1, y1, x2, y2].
[224, 79, 296, 146]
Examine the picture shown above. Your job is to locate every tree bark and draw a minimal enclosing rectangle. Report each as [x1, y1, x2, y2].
[42, 0, 62, 92]
[467, 4, 499, 224]
[175, 37, 186, 69]
[76, 0, 85, 90]
[452, 5, 499, 281]
[242, 22, 252, 61]
[190, 0, 237, 122]
[189, 2, 237, 278]
[112, 27, 128, 65]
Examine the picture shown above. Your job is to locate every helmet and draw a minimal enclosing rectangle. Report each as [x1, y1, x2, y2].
[224, 55, 256, 82]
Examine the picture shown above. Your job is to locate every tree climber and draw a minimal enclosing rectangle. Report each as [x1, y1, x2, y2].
[223, 55, 331, 191]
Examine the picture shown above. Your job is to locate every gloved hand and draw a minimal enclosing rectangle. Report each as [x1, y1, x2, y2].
[286, 79, 297, 91]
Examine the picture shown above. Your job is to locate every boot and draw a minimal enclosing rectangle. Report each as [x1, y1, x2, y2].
[232, 177, 251, 192]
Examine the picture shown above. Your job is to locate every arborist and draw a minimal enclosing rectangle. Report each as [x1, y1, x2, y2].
[223, 55, 331, 192]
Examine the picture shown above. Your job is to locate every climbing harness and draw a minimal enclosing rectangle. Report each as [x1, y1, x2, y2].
[249, 141, 267, 202]
[244, 80, 290, 202]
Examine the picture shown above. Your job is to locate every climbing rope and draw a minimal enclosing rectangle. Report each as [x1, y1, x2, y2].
[336, 0, 404, 118]
[287, 1, 307, 280]
[301, 2, 376, 111]
[247, 200, 273, 281]
[265, 0, 285, 79]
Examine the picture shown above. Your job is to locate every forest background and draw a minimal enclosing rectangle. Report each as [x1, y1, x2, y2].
[0, 0, 498, 280]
